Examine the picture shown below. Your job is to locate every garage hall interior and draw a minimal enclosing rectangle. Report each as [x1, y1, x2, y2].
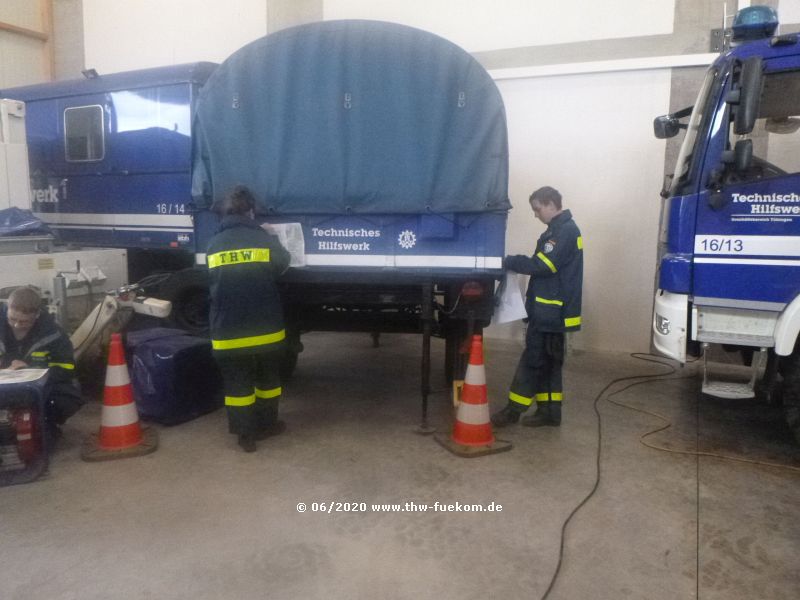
[2, 2, 800, 600]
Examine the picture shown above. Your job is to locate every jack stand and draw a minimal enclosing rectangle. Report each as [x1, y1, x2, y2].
[416, 282, 436, 435]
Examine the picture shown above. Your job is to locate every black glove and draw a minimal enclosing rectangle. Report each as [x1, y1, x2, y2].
[503, 255, 529, 272]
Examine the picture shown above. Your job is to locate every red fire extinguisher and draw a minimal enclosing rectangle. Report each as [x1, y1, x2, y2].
[13, 409, 40, 464]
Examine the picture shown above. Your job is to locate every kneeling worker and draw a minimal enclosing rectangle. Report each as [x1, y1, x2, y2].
[0, 286, 83, 436]
[491, 186, 583, 428]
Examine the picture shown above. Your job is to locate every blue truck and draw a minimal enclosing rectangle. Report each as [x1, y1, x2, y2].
[651, 6, 800, 440]
[1, 21, 509, 402]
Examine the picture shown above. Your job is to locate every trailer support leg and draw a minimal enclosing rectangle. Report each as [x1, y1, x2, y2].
[416, 282, 436, 434]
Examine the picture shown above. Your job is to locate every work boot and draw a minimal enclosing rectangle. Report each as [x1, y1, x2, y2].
[45, 421, 63, 447]
[490, 404, 522, 428]
[521, 402, 560, 427]
[237, 433, 257, 453]
[550, 402, 562, 426]
[255, 420, 286, 441]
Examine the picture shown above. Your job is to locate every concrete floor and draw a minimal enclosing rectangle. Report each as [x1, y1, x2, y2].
[2, 332, 799, 600]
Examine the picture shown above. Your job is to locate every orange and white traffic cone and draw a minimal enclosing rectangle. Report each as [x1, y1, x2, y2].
[82, 333, 158, 462]
[436, 335, 512, 457]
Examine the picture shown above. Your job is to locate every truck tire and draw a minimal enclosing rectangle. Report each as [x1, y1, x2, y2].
[782, 350, 800, 444]
[156, 268, 210, 336]
[280, 349, 299, 380]
[280, 330, 303, 380]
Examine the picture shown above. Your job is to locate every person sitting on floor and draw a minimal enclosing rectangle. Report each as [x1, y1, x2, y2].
[0, 286, 83, 437]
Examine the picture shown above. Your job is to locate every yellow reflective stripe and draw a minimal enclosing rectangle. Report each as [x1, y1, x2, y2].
[48, 362, 75, 370]
[255, 387, 282, 399]
[226, 394, 256, 407]
[509, 391, 533, 407]
[31, 351, 49, 357]
[551, 393, 563, 402]
[207, 248, 270, 269]
[536, 252, 557, 273]
[534, 393, 549, 401]
[564, 316, 582, 328]
[212, 329, 286, 351]
[535, 296, 563, 306]
[576, 236, 583, 250]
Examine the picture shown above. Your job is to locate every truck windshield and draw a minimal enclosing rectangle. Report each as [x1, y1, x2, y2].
[669, 67, 719, 196]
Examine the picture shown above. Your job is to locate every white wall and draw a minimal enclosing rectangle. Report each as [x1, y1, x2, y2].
[82, 0, 268, 73]
[487, 69, 671, 353]
[323, 0, 675, 52]
[779, 2, 800, 24]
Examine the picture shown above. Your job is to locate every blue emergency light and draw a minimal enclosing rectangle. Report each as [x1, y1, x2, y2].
[732, 5, 779, 41]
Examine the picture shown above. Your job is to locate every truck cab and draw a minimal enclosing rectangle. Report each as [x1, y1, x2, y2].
[2, 63, 217, 277]
[652, 6, 800, 439]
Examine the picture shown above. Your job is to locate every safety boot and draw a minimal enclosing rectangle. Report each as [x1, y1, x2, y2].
[238, 433, 257, 453]
[521, 402, 560, 427]
[550, 402, 562, 425]
[490, 404, 522, 428]
[45, 421, 63, 446]
[255, 420, 286, 441]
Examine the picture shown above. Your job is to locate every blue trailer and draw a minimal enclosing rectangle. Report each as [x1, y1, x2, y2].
[2, 21, 509, 400]
[651, 7, 800, 440]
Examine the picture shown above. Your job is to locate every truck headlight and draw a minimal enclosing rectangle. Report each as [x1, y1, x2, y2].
[655, 314, 671, 335]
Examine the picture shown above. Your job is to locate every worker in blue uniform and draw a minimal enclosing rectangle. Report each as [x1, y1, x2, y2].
[207, 185, 291, 452]
[0, 286, 83, 437]
[491, 186, 583, 428]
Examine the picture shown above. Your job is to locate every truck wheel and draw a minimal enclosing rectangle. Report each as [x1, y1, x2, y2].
[156, 268, 210, 336]
[280, 349, 299, 380]
[782, 350, 800, 444]
[279, 330, 303, 380]
[172, 286, 210, 335]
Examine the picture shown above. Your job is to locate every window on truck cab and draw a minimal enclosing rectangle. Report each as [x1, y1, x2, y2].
[670, 66, 720, 197]
[64, 105, 105, 162]
[726, 69, 800, 183]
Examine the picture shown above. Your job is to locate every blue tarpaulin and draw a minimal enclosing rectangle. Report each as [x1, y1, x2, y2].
[192, 20, 510, 215]
[0, 207, 51, 237]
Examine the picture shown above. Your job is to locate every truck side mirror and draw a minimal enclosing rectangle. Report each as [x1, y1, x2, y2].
[654, 115, 680, 139]
[653, 106, 692, 139]
[732, 57, 763, 135]
[734, 138, 753, 171]
[721, 139, 753, 173]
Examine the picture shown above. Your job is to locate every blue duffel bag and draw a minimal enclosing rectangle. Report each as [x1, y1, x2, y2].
[125, 328, 223, 425]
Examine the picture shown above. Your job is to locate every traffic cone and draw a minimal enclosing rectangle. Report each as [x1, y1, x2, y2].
[82, 333, 158, 462]
[436, 335, 512, 457]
